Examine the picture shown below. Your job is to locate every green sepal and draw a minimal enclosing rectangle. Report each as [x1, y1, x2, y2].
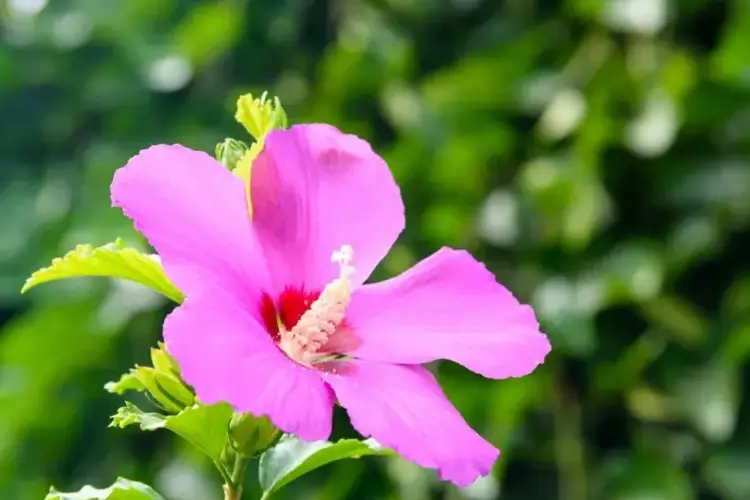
[228, 412, 282, 458]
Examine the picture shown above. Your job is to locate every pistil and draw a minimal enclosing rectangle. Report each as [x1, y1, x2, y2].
[279, 245, 355, 365]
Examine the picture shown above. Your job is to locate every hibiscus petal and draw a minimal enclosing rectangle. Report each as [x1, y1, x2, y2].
[324, 359, 499, 487]
[250, 124, 404, 293]
[111, 144, 269, 302]
[164, 287, 334, 441]
[345, 248, 550, 379]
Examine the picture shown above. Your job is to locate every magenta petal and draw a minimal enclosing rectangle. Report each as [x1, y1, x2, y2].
[164, 288, 334, 441]
[111, 144, 269, 301]
[250, 124, 404, 293]
[324, 360, 499, 487]
[345, 248, 551, 379]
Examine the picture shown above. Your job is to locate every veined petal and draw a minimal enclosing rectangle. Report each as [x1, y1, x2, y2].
[164, 287, 334, 441]
[345, 248, 550, 379]
[111, 144, 270, 302]
[250, 124, 404, 294]
[324, 360, 499, 487]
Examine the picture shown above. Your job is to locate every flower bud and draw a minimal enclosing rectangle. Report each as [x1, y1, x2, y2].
[125, 344, 195, 413]
[130, 366, 185, 413]
[220, 442, 237, 470]
[150, 342, 179, 371]
[228, 412, 282, 457]
[215, 138, 250, 170]
[153, 370, 195, 408]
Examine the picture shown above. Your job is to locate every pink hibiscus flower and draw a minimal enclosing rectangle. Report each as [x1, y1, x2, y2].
[111, 124, 550, 487]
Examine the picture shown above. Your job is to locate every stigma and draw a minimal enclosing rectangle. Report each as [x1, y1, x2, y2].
[279, 245, 355, 365]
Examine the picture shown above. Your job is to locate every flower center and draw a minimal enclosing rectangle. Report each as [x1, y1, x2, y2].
[259, 245, 355, 366]
[260, 289, 319, 342]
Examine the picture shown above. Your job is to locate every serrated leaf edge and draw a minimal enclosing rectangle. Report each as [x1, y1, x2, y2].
[21, 238, 184, 303]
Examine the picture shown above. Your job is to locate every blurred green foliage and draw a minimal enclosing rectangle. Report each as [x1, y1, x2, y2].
[2, 0, 750, 498]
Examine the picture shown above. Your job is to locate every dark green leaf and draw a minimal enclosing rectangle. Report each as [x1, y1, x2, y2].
[604, 452, 693, 500]
[258, 436, 393, 497]
[704, 448, 750, 499]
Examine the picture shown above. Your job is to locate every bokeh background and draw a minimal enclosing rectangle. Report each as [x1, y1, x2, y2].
[2, 0, 750, 499]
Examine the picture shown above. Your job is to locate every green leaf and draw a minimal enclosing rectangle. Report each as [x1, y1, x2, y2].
[603, 452, 693, 500]
[111, 402, 232, 463]
[21, 239, 184, 303]
[258, 436, 393, 498]
[172, 1, 243, 68]
[704, 448, 750, 499]
[45, 477, 165, 500]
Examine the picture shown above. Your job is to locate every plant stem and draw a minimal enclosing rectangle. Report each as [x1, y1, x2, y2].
[551, 364, 587, 500]
[214, 460, 233, 487]
[223, 484, 242, 500]
[223, 455, 250, 500]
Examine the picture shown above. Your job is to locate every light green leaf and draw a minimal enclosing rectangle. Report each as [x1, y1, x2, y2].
[21, 239, 184, 303]
[259, 436, 393, 498]
[674, 363, 739, 443]
[111, 402, 232, 463]
[45, 477, 165, 500]
[172, 1, 243, 68]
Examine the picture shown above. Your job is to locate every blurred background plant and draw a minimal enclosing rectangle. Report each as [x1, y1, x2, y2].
[2, 0, 750, 498]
